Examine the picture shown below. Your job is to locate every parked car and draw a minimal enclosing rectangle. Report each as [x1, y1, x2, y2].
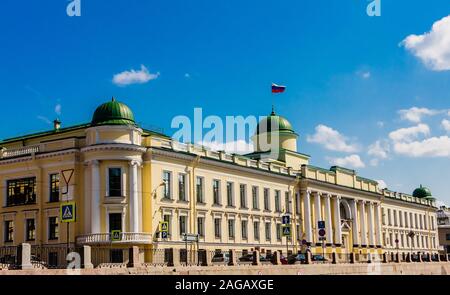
[211, 253, 230, 263]
[238, 254, 254, 262]
[260, 254, 273, 262]
[280, 255, 288, 265]
[312, 255, 328, 262]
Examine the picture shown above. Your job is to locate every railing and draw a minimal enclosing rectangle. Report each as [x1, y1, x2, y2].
[31, 244, 81, 269]
[76, 232, 152, 245]
[91, 247, 129, 268]
[141, 248, 170, 267]
[0, 246, 19, 270]
[1, 145, 40, 158]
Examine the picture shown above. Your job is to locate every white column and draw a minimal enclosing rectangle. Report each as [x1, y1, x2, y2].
[333, 196, 342, 246]
[324, 194, 333, 245]
[359, 200, 367, 247]
[351, 200, 360, 247]
[91, 160, 101, 234]
[374, 203, 382, 247]
[314, 192, 322, 245]
[368, 202, 375, 247]
[303, 191, 313, 244]
[83, 162, 91, 233]
[129, 161, 140, 233]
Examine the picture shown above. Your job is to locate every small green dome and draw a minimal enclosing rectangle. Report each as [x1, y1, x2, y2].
[412, 185, 433, 199]
[91, 98, 135, 126]
[256, 108, 296, 135]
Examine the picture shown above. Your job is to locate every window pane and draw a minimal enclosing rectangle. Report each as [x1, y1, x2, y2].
[108, 168, 122, 197]
[49, 174, 60, 202]
[7, 177, 37, 206]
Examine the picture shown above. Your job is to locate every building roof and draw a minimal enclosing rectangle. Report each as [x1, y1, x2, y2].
[413, 185, 434, 200]
[91, 98, 136, 126]
[255, 109, 296, 136]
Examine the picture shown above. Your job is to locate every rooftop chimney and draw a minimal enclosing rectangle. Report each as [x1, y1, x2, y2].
[53, 118, 61, 131]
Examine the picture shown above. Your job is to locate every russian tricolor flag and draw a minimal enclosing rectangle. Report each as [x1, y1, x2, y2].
[272, 83, 286, 93]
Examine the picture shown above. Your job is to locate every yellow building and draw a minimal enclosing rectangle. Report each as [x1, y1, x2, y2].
[0, 98, 440, 263]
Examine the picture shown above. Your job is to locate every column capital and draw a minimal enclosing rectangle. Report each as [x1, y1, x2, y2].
[129, 160, 142, 167]
[84, 159, 99, 167]
[359, 199, 366, 205]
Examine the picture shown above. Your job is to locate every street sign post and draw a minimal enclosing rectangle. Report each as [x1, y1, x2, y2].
[282, 215, 291, 225]
[60, 202, 76, 252]
[282, 225, 291, 256]
[182, 233, 199, 242]
[160, 222, 169, 239]
[318, 221, 325, 229]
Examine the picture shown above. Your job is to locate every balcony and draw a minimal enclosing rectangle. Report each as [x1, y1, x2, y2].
[76, 232, 152, 246]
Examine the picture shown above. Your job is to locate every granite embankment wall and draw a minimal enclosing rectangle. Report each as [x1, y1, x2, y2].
[1, 262, 449, 275]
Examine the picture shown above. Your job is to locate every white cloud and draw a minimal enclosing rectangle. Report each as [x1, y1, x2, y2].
[55, 103, 62, 116]
[369, 159, 380, 167]
[368, 140, 390, 159]
[329, 154, 365, 169]
[37, 115, 51, 125]
[442, 119, 450, 132]
[376, 180, 387, 190]
[200, 140, 254, 155]
[398, 107, 441, 123]
[376, 121, 385, 128]
[307, 125, 359, 153]
[392, 136, 450, 157]
[112, 65, 159, 86]
[402, 15, 450, 71]
[389, 124, 430, 143]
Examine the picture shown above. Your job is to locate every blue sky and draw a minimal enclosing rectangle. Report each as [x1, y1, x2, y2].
[1, 0, 450, 204]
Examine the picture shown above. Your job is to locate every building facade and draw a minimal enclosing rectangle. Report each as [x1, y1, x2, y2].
[0, 99, 441, 260]
[437, 206, 450, 254]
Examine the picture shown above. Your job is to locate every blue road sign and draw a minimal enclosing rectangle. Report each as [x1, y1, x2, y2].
[60, 202, 76, 223]
[318, 221, 325, 229]
[161, 231, 168, 239]
[282, 215, 291, 225]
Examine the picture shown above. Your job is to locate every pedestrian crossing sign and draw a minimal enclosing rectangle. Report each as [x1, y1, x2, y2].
[159, 221, 169, 232]
[60, 202, 76, 223]
[282, 225, 291, 237]
[111, 230, 121, 241]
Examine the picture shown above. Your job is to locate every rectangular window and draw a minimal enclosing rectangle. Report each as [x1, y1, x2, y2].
[109, 213, 122, 232]
[178, 174, 187, 201]
[388, 209, 392, 225]
[26, 219, 35, 241]
[276, 224, 282, 241]
[265, 222, 271, 241]
[197, 217, 205, 237]
[226, 182, 234, 206]
[49, 174, 60, 202]
[213, 180, 221, 205]
[253, 221, 260, 240]
[48, 217, 59, 240]
[264, 188, 270, 211]
[179, 216, 187, 235]
[214, 218, 221, 238]
[240, 184, 247, 209]
[4, 221, 13, 242]
[228, 219, 235, 239]
[108, 168, 122, 197]
[252, 186, 259, 209]
[6, 177, 37, 207]
[404, 212, 409, 228]
[274, 190, 281, 212]
[241, 220, 248, 240]
[163, 171, 172, 199]
[196, 177, 204, 203]
[285, 192, 291, 213]
[446, 234, 450, 241]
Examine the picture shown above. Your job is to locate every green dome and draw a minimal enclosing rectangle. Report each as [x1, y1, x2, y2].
[256, 109, 296, 135]
[91, 98, 135, 126]
[412, 185, 433, 199]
